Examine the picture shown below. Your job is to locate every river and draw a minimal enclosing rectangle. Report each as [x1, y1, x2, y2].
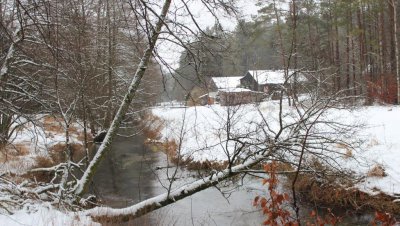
[91, 134, 373, 225]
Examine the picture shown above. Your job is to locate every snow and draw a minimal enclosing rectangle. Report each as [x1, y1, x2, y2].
[0, 115, 95, 226]
[211, 76, 243, 89]
[2, 101, 399, 223]
[198, 91, 218, 98]
[153, 101, 400, 198]
[0, 203, 99, 226]
[347, 106, 400, 196]
[0, 115, 85, 175]
[219, 87, 255, 93]
[153, 103, 269, 162]
[247, 70, 307, 84]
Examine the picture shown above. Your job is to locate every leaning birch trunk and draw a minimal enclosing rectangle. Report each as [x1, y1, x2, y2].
[73, 0, 172, 197]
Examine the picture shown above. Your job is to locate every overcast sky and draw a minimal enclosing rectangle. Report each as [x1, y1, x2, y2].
[156, 0, 261, 70]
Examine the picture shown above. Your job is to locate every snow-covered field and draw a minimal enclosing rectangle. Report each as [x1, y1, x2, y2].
[152, 101, 400, 198]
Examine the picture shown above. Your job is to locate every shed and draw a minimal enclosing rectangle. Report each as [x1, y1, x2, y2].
[219, 88, 265, 106]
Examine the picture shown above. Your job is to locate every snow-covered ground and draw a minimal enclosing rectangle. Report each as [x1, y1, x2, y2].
[0, 115, 86, 175]
[0, 203, 99, 226]
[0, 115, 95, 226]
[350, 106, 400, 197]
[152, 101, 400, 198]
[1, 101, 399, 225]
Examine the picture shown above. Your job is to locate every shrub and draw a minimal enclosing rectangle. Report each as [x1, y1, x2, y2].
[366, 74, 398, 104]
[367, 164, 386, 177]
[142, 113, 164, 141]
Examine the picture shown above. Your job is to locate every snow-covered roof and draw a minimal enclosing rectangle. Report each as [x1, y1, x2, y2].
[198, 92, 218, 98]
[219, 88, 253, 93]
[211, 76, 243, 89]
[246, 70, 307, 85]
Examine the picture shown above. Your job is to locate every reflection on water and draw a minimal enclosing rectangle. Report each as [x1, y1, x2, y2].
[92, 134, 160, 208]
[92, 134, 373, 225]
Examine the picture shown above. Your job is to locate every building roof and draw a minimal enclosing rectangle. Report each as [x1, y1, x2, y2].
[198, 92, 218, 99]
[211, 76, 243, 89]
[246, 70, 307, 85]
[219, 87, 253, 93]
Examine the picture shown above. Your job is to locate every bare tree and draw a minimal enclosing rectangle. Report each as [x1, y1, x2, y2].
[389, 0, 400, 104]
[0, 0, 52, 151]
[0, 1, 370, 225]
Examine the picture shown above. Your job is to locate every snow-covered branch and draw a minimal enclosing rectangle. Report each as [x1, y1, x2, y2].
[83, 153, 269, 222]
[0, 26, 23, 82]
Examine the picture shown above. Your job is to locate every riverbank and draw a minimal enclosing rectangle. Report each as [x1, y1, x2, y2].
[1, 100, 399, 225]
[292, 173, 400, 217]
[0, 115, 92, 176]
[0, 115, 99, 225]
[151, 101, 400, 217]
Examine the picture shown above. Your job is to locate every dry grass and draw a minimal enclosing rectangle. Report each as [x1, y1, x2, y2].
[12, 143, 30, 156]
[69, 143, 87, 162]
[292, 174, 400, 215]
[49, 143, 67, 163]
[336, 143, 353, 159]
[95, 214, 154, 226]
[43, 115, 80, 135]
[35, 156, 54, 168]
[77, 132, 93, 143]
[367, 164, 387, 177]
[0, 156, 34, 174]
[0, 143, 30, 163]
[49, 143, 85, 163]
[27, 142, 89, 182]
[1, 143, 30, 157]
[0, 151, 4, 162]
[43, 115, 60, 124]
[344, 149, 353, 158]
[275, 162, 294, 172]
[163, 140, 178, 159]
[27, 156, 55, 182]
[43, 117, 64, 134]
[68, 126, 78, 134]
[142, 113, 164, 141]
[43, 115, 63, 125]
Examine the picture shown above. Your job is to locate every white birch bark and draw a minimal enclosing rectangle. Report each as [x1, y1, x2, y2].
[0, 26, 22, 83]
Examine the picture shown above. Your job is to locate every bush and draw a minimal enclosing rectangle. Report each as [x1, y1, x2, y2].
[367, 74, 398, 104]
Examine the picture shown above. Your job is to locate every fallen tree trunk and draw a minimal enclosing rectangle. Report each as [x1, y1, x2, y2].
[83, 153, 269, 222]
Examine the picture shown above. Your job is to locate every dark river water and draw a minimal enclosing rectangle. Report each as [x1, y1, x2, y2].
[91, 134, 373, 225]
